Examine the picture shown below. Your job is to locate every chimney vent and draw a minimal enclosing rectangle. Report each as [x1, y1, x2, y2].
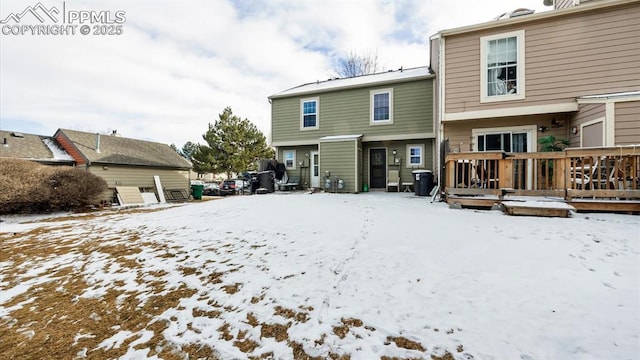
[95, 133, 101, 153]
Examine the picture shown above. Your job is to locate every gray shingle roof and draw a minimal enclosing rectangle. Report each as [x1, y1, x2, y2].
[0, 130, 72, 163]
[57, 129, 192, 169]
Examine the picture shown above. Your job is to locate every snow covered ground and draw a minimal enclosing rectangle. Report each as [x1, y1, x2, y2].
[1, 192, 638, 359]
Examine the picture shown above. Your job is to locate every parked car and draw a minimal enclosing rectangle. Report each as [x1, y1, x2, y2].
[202, 183, 220, 196]
[220, 180, 236, 195]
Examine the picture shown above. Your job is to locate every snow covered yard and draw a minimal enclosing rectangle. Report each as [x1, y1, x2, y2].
[1, 192, 638, 360]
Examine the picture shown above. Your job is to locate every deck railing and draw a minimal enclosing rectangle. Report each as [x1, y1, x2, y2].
[445, 145, 640, 201]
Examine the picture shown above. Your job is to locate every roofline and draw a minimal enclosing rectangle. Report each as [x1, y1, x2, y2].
[433, 0, 636, 38]
[269, 70, 434, 100]
[89, 160, 191, 170]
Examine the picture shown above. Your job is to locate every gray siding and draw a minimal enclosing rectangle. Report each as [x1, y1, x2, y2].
[615, 101, 640, 145]
[319, 140, 358, 193]
[443, 2, 640, 115]
[272, 79, 433, 144]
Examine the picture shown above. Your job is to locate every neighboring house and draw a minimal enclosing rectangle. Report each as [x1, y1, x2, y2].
[0, 130, 74, 166]
[269, 66, 435, 193]
[53, 129, 192, 203]
[430, 0, 639, 167]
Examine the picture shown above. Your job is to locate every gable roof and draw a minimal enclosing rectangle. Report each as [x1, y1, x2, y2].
[0, 130, 74, 164]
[55, 129, 192, 169]
[269, 66, 433, 99]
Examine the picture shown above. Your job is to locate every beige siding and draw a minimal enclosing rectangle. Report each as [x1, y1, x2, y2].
[319, 140, 358, 193]
[90, 166, 189, 190]
[272, 79, 433, 144]
[569, 104, 606, 147]
[615, 101, 640, 145]
[443, 114, 568, 152]
[444, 3, 640, 115]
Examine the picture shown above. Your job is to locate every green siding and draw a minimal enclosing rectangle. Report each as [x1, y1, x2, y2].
[319, 140, 358, 193]
[362, 140, 434, 187]
[272, 79, 433, 144]
[277, 145, 318, 187]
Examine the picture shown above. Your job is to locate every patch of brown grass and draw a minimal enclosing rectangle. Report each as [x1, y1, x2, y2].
[431, 352, 456, 360]
[387, 336, 425, 352]
[260, 322, 290, 342]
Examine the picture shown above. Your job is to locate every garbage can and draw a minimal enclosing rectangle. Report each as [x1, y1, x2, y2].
[257, 170, 275, 193]
[412, 170, 433, 196]
[191, 184, 204, 200]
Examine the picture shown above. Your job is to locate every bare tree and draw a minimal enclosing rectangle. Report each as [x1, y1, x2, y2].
[333, 50, 381, 78]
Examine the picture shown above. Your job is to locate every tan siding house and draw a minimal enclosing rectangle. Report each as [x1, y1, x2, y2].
[270, 67, 435, 193]
[54, 129, 192, 203]
[432, 0, 640, 163]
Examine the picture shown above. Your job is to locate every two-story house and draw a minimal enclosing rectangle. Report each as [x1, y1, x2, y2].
[430, 0, 639, 161]
[269, 66, 435, 193]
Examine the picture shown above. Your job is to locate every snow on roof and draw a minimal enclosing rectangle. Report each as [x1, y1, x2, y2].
[270, 66, 432, 99]
[42, 138, 73, 161]
[578, 91, 640, 100]
[319, 134, 363, 142]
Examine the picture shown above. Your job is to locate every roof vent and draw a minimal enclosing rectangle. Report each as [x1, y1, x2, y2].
[11, 132, 24, 138]
[494, 8, 535, 20]
[543, 0, 554, 6]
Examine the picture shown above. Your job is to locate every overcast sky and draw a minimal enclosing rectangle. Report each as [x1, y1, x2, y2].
[0, 0, 550, 148]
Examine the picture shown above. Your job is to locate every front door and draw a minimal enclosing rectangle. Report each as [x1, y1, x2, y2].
[310, 151, 319, 188]
[369, 148, 386, 189]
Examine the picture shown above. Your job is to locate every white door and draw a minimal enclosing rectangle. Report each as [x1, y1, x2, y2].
[310, 151, 320, 188]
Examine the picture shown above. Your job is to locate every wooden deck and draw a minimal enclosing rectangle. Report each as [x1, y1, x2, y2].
[444, 146, 640, 214]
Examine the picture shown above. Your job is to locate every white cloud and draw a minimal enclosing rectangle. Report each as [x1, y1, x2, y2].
[0, 0, 551, 147]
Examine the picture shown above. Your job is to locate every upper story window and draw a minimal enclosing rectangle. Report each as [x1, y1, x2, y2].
[370, 88, 393, 125]
[283, 150, 296, 169]
[480, 30, 525, 103]
[406, 144, 424, 167]
[300, 98, 319, 130]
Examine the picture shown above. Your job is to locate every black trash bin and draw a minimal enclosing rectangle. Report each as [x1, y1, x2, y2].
[257, 170, 275, 193]
[412, 170, 433, 196]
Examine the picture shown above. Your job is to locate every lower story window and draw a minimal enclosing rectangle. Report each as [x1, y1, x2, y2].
[406, 144, 424, 167]
[283, 150, 296, 169]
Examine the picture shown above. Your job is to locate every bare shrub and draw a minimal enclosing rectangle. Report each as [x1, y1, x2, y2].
[0, 158, 107, 214]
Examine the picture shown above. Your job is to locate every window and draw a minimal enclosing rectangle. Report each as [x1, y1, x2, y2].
[370, 89, 393, 124]
[480, 30, 525, 102]
[283, 150, 296, 169]
[406, 144, 424, 167]
[300, 98, 318, 130]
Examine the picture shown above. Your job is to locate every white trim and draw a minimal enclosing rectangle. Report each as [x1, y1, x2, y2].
[283, 149, 296, 170]
[406, 144, 425, 168]
[471, 124, 537, 152]
[362, 133, 435, 142]
[319, 134, 362, 142]
[480, 30, 526, 103]
[444, 102, 578, 121]
[310, 150, 320, 188]
[300, 97, 319, 130]
[272, 140, 319, 147]
[605, 102, 615, 146]
[580, 117, 606, 147]
[370, 88, 394, 125]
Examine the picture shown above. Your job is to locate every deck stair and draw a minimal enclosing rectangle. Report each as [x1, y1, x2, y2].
[502, 199, 575, 218]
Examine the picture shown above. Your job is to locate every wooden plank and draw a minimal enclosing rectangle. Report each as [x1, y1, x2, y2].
[568, 200, 640, 213]
[567, 189, 640, 198]
[504, 205, 570, 218]
[446, 188, 502, 196]
[115, 186, 145, 205]
[508, 152, 566, 160]
[565, 146, 640, 157]
[446, 197, 498, 209]
[508, 189, 566, 197]
[500, 159, 512, 189]
[446, 152, 505, 161]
